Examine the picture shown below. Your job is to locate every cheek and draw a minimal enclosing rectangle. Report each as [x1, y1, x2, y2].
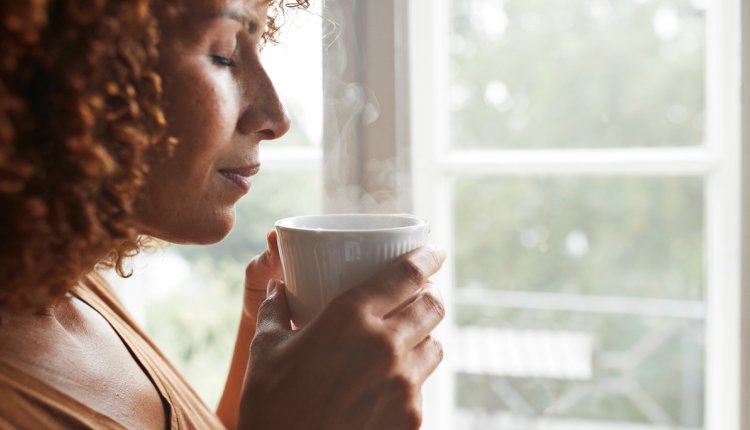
[215, 71, 241, 121]
[166, 70, 242, 171]
[193, 75, 239, 144]
[181, 72, 240, 143]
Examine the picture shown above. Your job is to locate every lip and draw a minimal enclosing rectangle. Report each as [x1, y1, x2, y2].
[218, 165, 260, 193]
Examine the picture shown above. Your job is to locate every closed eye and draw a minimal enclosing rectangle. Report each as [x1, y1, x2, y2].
[210, 55, 237, 68]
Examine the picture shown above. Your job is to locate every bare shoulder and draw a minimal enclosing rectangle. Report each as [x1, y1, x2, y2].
[0, 294, 167, 430]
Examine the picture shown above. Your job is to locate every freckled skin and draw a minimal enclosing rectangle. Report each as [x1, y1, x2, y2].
[135, 0, 290, 245]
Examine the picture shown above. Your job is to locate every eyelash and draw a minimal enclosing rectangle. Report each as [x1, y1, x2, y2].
[210, 55, 237, 68]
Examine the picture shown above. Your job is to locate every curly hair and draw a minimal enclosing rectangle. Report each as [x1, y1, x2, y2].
[0, 0, 309, 310]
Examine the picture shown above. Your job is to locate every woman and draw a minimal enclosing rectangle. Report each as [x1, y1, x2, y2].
[0, 0, 446, 429]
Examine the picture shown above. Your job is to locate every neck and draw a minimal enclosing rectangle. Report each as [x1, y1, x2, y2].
[0, 286, 79, 323]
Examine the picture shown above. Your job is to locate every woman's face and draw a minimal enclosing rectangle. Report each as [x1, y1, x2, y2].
[135, 0, 290, 244]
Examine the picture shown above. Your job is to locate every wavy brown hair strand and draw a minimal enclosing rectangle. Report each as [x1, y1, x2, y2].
[0, 0, 167, 309]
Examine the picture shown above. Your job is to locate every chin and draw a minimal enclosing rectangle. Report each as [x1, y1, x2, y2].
[187, 214, 236, 245]
[142, 210, 236, 245]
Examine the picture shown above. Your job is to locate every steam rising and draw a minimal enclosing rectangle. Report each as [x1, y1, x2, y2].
[320, 1, 404, 215]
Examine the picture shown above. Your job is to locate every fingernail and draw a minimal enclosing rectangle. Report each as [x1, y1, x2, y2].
[266, 279, 278, 296]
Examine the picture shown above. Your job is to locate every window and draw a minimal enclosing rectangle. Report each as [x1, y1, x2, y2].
[406, 0, 746, 429]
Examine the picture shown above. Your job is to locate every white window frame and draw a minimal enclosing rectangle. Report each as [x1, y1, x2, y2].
[321, 0, 750, 429]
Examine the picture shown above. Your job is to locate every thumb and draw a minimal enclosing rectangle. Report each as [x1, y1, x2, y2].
[255, 279, 293, 337]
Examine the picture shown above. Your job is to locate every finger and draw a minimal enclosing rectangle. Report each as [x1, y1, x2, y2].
[383, 284, 445, 349]
[354, 245, 446, 317]
[406, 335, 444, 386]
[254, 280, 293, 341]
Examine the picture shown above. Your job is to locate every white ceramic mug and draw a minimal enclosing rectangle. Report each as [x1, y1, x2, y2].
[275, 213, 429, 327]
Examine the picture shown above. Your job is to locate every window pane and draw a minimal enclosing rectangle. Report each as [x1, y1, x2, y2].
[450, 0, 706, 149]
[453, 308, 704, 429]
[451, 176, 705, 428]
[454, 177, 704, 300]
[263, 10, 323, 148]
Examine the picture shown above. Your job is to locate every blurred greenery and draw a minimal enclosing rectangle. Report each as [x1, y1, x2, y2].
[454, 176, 704, 300]
[143, 258, 247, 406]
[450, 0, 705, 149]
[450, 0, 706, 427]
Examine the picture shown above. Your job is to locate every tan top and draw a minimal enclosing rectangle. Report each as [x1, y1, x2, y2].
[0, 272, 225, 429]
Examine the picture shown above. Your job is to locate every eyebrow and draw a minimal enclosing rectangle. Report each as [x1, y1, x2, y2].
[215, 9, 261, 35]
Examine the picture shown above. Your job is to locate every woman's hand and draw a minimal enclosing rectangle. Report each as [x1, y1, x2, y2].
[217, 231, 284, 430]
[238, 245, 446, 430]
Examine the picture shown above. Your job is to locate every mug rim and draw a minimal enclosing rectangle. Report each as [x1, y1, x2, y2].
[275, 213, 428, 233]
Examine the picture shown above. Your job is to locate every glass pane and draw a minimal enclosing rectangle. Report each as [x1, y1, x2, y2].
[450, 0, 706, 149]
[452, 176, 705, 428]
[454, 177, 704, 300]
[453, 307, 704, 429]
[262, 9, 322, 148]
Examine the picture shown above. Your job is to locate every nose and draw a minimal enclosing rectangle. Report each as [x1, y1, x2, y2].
[237, 65, 291, 141]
